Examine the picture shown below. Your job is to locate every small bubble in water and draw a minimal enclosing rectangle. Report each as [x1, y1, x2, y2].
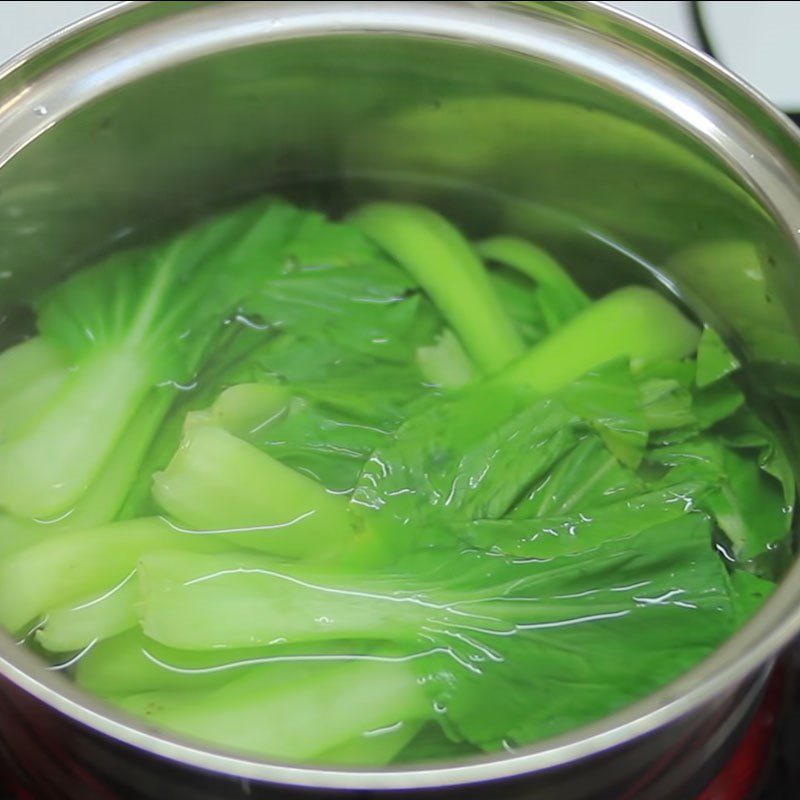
[33, 105, 48, 117]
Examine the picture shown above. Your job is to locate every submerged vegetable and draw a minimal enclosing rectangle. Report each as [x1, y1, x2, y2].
[0, 197, 792, 766]
[0, 200, 304, 521]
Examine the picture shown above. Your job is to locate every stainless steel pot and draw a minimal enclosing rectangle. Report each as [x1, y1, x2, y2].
[1, 3, 800, 799]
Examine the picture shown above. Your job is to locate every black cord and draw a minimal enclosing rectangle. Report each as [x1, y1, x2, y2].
[688, 0, 800, 124]
[688, 0, 717, 59]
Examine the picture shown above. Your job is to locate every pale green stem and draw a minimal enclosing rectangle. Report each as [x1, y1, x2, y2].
[350, 202, 524, 373]
[500, 287, 700, 394]
[112, 658, 429, 762]
[152, 425, 365, 558]
[36, 576, 139, 653]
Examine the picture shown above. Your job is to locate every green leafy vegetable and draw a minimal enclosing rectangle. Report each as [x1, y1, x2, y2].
[350, 203, 525, 373]
[509, 435, 643, 519]
[113, 658, 428, 762]
[696, 325, 741, 388]
[152, 424, 365, 557]
[502, 286, 700, 393]
[319, 720, 424, 766]
[0, 518, 223, 635]
[0, 338, 68, 443]
[0, 196, 788, 768]
[0, 200, 304, 519]
[477, 235, 589, 331]
[134, 515, 735, 748]
[76, 629, 380, 696]
[416, 329, 475, 389]
[36, 575, 139, 653]
[426, 521, 734, 749]
[648, 436, 792, 561]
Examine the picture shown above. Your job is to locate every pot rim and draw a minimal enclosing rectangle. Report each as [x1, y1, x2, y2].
[0, 0, 799, 790]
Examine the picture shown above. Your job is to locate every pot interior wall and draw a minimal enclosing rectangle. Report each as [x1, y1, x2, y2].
[1, 29, 799, 371]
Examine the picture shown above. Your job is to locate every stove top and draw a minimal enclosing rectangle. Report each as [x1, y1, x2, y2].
[752, 648, 800, 800]
[699, 664, 785, 800]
